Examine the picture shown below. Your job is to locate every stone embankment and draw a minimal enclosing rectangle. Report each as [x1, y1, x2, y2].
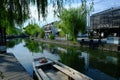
[32, 37, 120, 52]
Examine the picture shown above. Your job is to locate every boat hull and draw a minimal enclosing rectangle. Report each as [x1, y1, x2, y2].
[33, 57, 92, 80]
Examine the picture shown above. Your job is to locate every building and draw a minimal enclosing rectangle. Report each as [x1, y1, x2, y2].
[43, 22, 59, 39]
[90, 7, 120, 38]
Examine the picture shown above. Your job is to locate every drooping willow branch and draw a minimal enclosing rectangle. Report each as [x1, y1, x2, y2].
[0, 0, 94, 28]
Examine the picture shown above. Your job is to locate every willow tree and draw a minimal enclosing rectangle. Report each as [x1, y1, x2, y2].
[24, 24, 40, 36]
[58, 7, 86, 41]
[0, 0, 93, 31]
[0, 0, 61, 29]
[58, 1, 94, 41]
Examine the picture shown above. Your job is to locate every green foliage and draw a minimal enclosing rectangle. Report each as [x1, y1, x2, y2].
[49, 34, 55, 40]
[0, 0, 94, 41]
[0, 0, 94, 27]
[0, 0, 94, 38]
[39, 28, 45, 38]
[6, 27, 22, 35]
[59, 30, 66, 37]
[6, 27, 17, 35]
[54, 22, 66, 37]
[59, 7, 87, 41]
[0, 0, 29, 28]
[24, 24, 40, 37]
[17, 29, 23, 35]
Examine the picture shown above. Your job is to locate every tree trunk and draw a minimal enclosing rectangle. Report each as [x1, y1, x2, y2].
[0, 28, 6, 53]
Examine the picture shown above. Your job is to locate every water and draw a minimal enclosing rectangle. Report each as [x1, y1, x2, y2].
[7, 39, 120, 80]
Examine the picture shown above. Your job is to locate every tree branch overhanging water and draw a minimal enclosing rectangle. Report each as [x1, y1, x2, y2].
[0, 0, 94, 28]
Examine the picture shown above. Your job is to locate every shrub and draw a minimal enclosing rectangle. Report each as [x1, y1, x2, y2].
[49, 34, 55, 40]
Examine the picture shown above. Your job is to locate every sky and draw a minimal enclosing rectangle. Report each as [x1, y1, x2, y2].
[93, 0, 120, 13]
[23, 0, 120, 27]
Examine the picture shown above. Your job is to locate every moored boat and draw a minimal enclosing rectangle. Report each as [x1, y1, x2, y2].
[33, 57, 92, 80]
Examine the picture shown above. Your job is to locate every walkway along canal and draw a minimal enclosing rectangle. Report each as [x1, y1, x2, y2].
[6, 39, 120, 80]
[0, 53, 33, 80]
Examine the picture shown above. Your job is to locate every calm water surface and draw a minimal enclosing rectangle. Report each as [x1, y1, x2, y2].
[7, 39, 120, 80]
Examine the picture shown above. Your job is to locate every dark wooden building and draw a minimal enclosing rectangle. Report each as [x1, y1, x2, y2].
[90, 7, 120, 37]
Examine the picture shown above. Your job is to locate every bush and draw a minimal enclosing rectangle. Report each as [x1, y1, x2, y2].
[49, 34, 55, 40]
[39, 30, 45, 38]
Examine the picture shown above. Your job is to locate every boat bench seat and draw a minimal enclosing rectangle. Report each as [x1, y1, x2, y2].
[53, 64, 83, 80]
[38, 69, 50, 80]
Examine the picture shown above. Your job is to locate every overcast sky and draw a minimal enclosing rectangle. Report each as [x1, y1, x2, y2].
[23, 0, 120, 27]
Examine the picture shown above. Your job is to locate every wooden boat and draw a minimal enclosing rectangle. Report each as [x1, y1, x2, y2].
[33, 57, 92, 80]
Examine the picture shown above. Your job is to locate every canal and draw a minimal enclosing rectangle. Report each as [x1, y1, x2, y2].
[7, 39, 120, 80]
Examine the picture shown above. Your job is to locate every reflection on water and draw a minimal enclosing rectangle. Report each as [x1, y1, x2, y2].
[24, 39, 42, 53]
[7, 39, 33, 76]
[7, 39, 120, 80]
[7, 39, 22, 48]
[59, 47, 85, 72]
